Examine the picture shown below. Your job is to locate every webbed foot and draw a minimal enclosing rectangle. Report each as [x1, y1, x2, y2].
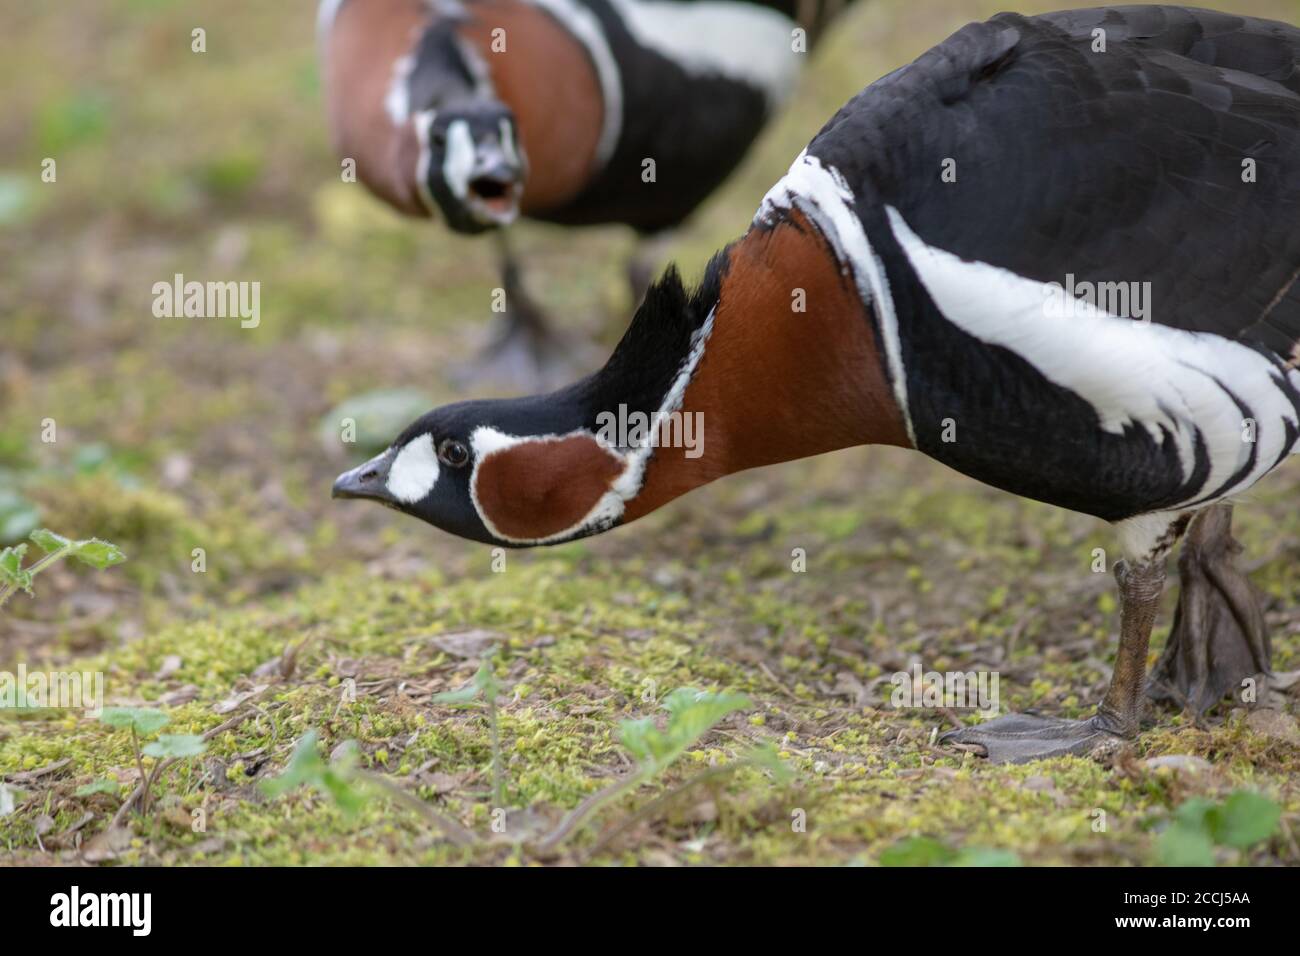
[1147, 504, 1271, 716]
[944, 557, 1168, 764]
[941, 713, 1125, 764]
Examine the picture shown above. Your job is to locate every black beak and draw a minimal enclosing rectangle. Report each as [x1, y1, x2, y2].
[468, 160, 520, 195]
[332, 449, 397, 503]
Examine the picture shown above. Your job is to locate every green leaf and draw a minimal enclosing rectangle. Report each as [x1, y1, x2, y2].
[1172, 796, 1215, 829]
[72, 443, 112, 474]
[618, 688, 751, 772]
[68, 538, 127, 570]
[37, 91, 110, 153]
[0, 488, 40, 545]
[431, 681, 483, 712]
[473, 660, 501, 701]
[1209, 791, 1281, 850]
[431, 660, 500, 707]
[262, 731, 370, 817]
[432, 682, 483, 707]
[618, 717, 658, 763]
[661, 687, 750, 749]
[879, 836, 958, 867]
[319, 744, 369, 816]
[951, 847, 1021, 867]
[0, 545, 33, 593]
[1157, 821, 1217, 867]
[29, 529, 70, 555]
[100, 707, 170, 735]
[261, 731, 327, 797]
[1159, 791, 1281, 864]
[142, 734, 207, 759]
[74, 779, 120, 797]
[27, 531, 127, 569]
[878, 836, 1018, 868]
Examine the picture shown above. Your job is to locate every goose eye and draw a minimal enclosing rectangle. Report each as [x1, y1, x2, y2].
[438, 438, 469, 468]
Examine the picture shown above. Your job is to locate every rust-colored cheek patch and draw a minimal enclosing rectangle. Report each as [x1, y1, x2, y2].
[473, 435, 624, 540]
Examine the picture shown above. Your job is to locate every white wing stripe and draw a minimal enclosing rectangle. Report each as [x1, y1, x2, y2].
[885, 205, 1298, 508]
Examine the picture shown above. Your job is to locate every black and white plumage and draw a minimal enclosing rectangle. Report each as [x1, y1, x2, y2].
[758, 3, 1300, 560]
[320, 0, 814, 232]
[319, 0, 838, 383]
[336, 5, 1299, 756]
[519, 0, 804, 232]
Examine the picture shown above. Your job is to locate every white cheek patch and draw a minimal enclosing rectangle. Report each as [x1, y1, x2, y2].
[442, 118, 476, 200]
[387, 434, 441, 504]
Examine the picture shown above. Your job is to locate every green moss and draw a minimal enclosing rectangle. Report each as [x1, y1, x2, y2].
[3, 551, 1297, 866]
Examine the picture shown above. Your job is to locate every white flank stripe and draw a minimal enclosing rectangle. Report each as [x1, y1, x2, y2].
[606, 0, 800, 106]
[527, 0, 624, 167]
[885, 205, 1299, 509]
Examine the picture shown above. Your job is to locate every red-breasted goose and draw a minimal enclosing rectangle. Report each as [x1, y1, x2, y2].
[334, 5, 1300, 762]
[318, 0, 850, 383]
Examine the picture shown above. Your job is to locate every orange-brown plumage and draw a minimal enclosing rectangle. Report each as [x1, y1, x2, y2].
[322, 0, 431, 216]
[473, 433, 624, 540]
[623, 212, 910, 521]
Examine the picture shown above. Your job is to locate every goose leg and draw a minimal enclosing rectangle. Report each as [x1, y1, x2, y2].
[942, 558, 1167, 763]
[1147, 504, 1271, 717]
[452, 233, 587, 392]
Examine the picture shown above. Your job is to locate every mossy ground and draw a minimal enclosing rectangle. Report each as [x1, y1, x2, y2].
[2, 0, 1299, 866]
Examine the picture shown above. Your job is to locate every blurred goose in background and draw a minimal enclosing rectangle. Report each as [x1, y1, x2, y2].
[318, 0, 854, 387]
